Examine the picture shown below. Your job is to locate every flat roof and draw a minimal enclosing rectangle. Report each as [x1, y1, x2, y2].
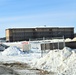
[6, 27, 74, 30]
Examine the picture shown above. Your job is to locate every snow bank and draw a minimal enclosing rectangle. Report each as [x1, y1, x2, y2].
[72, 37, 76, 41]
[3, 42, 23, 49]
[2, 46, 23, 56]
[65, 38, 72, 42]
[62, 47, 72, 61]
[31, 47, 76, 74]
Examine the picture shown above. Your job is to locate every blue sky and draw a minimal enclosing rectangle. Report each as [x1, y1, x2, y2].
[0, 0, 76, 37]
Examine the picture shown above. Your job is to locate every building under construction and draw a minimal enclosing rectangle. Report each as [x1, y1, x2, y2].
[6, 27, 74, 42]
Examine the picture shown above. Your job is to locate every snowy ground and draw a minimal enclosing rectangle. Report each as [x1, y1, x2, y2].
[0, 46, 49, 75]
[0, 40, 76, 75]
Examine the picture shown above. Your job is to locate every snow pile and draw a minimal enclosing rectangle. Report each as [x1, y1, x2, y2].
[2, 46, 23, 56]
[62, 47, 72, 61]
[31, 47, 76, 74]
[62, 51, 76, 75]
[72, 37, 76, 41]
[65, 38, 72, 42]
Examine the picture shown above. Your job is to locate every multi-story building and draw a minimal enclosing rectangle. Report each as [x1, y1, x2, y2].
[6, 27, 74, 42]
